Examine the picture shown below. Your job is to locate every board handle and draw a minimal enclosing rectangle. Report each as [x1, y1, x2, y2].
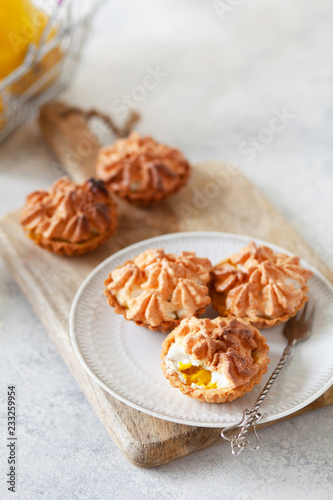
[38, 101, 139, 183]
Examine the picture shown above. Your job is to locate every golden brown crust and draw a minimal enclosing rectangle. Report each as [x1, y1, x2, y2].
[20, 177, 118, 256]
[210, 242, 313, 328]
[26, 227, 117, 257]
[161, 317, 270, 403]
[95, 132, 191, 206]
[104, 249, 212, 332]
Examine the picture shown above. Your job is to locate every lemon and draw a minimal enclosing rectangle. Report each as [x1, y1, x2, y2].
[0, 0, 62, 133]
[0, 0, 49, 80]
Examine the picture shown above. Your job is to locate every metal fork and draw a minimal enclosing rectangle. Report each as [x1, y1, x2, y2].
[221, 300, 315, 456]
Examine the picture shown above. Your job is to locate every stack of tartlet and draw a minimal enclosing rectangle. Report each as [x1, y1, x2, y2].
[104, 241, 313, 403]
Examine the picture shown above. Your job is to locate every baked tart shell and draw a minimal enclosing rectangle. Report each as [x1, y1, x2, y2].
[25, 216, 118, 257]
[105, 165, 191, 207]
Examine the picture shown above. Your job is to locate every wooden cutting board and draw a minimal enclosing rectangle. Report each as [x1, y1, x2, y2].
[1, 102, 332, 468]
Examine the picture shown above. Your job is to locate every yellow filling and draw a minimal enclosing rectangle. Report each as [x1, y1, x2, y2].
[178, 362, 217, 389]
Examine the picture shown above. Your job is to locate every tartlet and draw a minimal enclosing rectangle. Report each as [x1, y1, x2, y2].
[95, 132, 191, 206]
[161, 316, 270, 403]
[210, 242, 313, 329]
[104, 248, 212, 332]
[20, 176, 118, 256]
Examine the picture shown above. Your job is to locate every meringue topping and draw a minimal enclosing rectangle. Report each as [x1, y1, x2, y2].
[95, 132, 191, 205]
[213, 242, 313, 320]
[20, 177, 117, 255]
[105, 249, 212, 329]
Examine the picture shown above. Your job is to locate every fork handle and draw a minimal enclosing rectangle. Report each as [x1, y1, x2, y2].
[221, 341, 294, 455]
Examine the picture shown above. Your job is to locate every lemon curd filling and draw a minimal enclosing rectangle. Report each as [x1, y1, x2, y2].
[178, 362, 217, 389]
[165, 342, 232, 390]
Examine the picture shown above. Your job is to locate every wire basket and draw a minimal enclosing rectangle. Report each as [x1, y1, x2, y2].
[0, 0, 103, 142]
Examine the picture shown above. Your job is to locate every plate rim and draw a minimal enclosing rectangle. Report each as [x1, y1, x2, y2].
[69, 231, 333, 427]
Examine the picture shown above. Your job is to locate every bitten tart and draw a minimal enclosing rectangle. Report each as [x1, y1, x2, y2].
[20, 177, 118, 256]
[210, 242, 313, 329]
[104, 248, 212, 332]
[95, 132, 191, 206]
[161, 316, 269, 403]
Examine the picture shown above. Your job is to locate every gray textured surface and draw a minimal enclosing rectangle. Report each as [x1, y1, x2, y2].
[1, 0, 333, 498]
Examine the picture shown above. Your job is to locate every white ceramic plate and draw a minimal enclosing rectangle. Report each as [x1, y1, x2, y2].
[70, 232, 333, 427]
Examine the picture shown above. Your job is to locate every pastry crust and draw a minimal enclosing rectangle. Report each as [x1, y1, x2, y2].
[161, 316, 270, 403]
[20, 177, 118, 256]
[104, 248, 212, 332]
[210, 242, 313, 329]
[95, 132, 191, 206]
